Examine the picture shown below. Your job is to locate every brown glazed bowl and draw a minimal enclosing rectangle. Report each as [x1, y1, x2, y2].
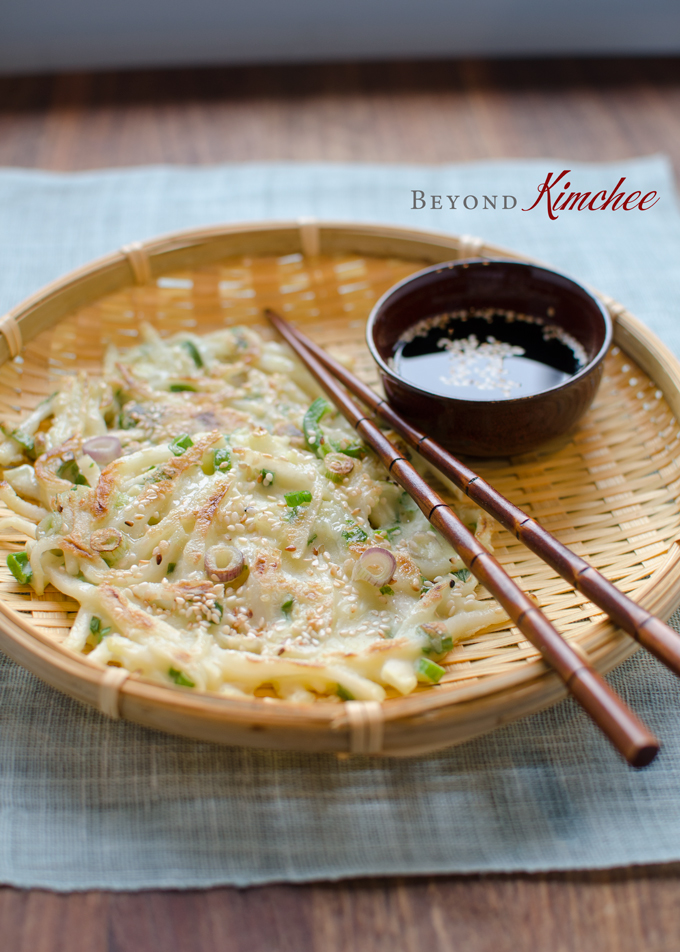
[366, 258, 613, 458]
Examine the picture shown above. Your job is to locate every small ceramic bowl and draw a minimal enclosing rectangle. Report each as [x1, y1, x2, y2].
[366, 258, 613, 458]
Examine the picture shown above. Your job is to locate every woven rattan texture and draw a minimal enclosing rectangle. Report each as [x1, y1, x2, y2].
[0, 251, 678, 697]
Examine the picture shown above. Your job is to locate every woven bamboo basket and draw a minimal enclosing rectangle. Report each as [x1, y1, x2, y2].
[0, 220, 679, 756]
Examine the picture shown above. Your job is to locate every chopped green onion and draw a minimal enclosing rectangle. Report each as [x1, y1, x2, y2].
[202, 446, 231, 475]
[91, 528, 123, 555]
[181, 340, 203, 367]
[169, 433, 193, 456]
[303, 397, 331, 457]
[260, 469, 275, 486]
[336, 684, 355, 701]
[324, 453, 355, 482]
[422, 630, 454, 656]
[379, 584, 394, 596]
[168, 667, 195, 688]
[330, 438, 366, 459]
[415, 657, 446, 683]
[284, 490, 312, 507]
[7, 551, 32, 585]
[213, 447, 231, 471]
[454, 568, 472, 582]
[89, 616, 111, 645]
[169, 383, 197, 392]
[150, 467, 172, 483]
[119, 409, 137, 430]
[307, 533, 317, 545]
[57, 458, 88, 485]
[378, 526, 401, 540]
[0, 425, 35, 458]
[212, 603, 223, 624]
[281, 596, 294, 615]
[12, 430, 35, 458]
[342, 524, 368, 545]
[167, 562, 176, 574]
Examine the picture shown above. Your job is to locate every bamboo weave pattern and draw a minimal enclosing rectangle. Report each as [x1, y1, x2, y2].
[0, 250, 678, 704]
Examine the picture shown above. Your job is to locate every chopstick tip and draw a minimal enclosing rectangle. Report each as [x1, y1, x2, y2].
[630, 741, 660, 769]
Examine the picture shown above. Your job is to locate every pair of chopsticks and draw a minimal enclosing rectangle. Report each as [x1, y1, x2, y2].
[265, 307, 680, 767]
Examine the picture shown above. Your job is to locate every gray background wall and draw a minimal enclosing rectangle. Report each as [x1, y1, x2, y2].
[1, 0, 680, 75]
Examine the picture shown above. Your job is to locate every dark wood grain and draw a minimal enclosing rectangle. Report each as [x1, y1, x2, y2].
[2, 55, 680, 951]
[0, 58, 679, 177]
[3, 867, 680, 952]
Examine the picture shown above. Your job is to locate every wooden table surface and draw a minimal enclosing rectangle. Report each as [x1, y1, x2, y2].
[2, 56, 680, 952]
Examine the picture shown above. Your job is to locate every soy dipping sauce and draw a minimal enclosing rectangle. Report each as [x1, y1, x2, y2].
[392, 309, 587, 402]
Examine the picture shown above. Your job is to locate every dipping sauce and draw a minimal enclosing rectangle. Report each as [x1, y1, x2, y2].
[392, 308, 587, 402]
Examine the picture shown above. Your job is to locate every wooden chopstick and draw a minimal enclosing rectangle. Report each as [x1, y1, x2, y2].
[273, 314, 680, 684]
[265, 308, 660, 767]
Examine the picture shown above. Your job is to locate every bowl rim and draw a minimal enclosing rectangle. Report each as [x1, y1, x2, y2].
[366, 256, 614, 407]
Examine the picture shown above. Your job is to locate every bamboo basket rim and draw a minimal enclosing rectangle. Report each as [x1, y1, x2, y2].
[1, 217, 679, 752]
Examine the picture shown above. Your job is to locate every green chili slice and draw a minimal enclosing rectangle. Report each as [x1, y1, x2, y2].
[7, 551, 32, 585]
[169, 434, 193, 456]
[57, 458, 88, 485]
[168, 667, 195, 688]
[415, 657, 446, 683]
[181, 340, 204, 367]
[284, 490, 312, 507]
[303, 397, 331, 457]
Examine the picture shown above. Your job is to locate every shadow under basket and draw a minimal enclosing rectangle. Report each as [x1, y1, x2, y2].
[0, 220, 679, 756]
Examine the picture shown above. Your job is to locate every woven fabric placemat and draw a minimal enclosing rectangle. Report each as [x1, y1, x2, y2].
[0, 156, 680, 890]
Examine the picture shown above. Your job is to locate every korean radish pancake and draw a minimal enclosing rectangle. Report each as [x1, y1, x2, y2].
[0, 324, 505, 702]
